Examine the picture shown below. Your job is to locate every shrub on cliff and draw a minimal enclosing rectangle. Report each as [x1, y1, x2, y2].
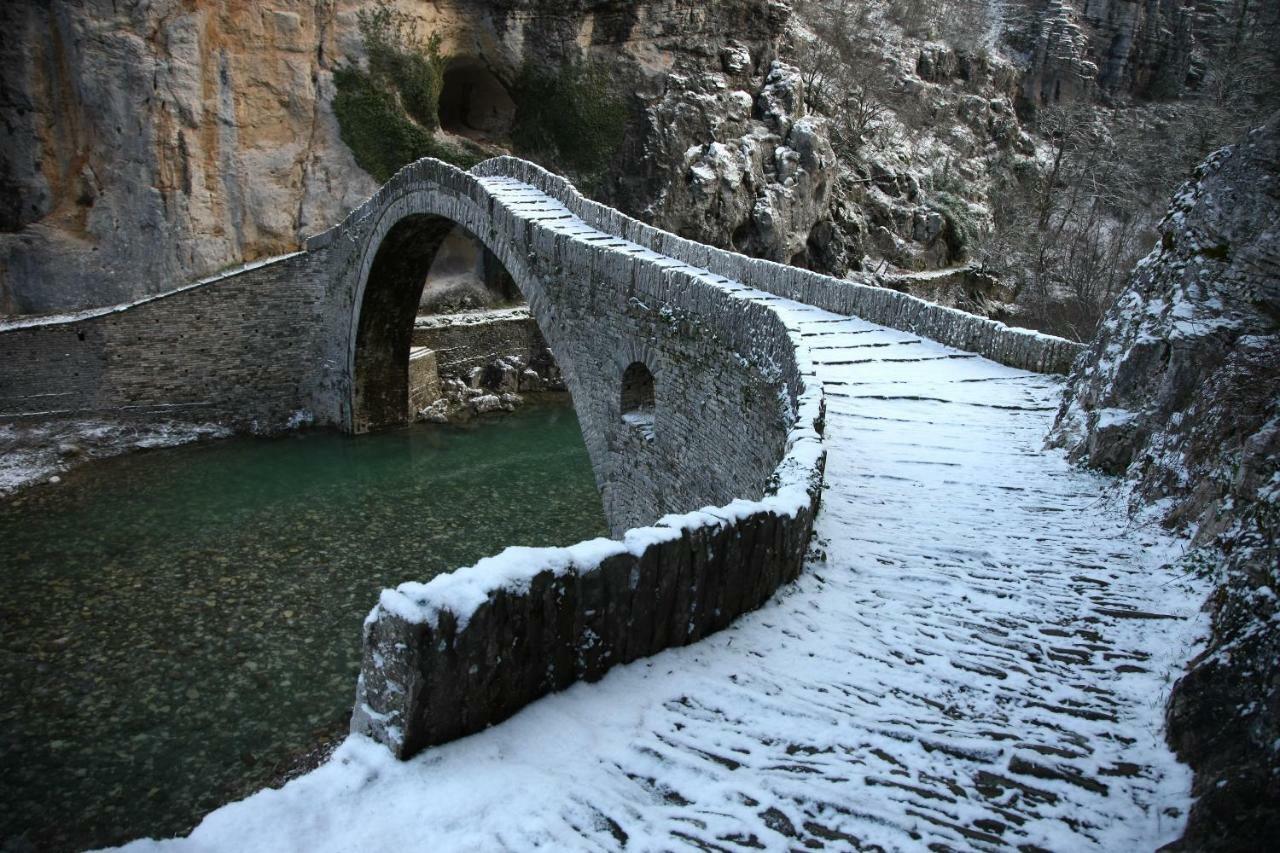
[512, 62, 628, 188]
[332, 1, 482, 182]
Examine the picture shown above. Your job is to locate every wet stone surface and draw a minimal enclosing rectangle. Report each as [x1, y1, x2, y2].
[0, 402, 606, 852]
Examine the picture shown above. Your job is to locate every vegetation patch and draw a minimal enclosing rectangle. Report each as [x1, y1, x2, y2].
[929, 190, 979, 259]
[512, 62, 629, 188]
[332, 2, 483, 182]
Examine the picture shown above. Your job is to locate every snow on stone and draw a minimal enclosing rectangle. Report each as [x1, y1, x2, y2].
[0, 419, 232, 497]
[111, 295, 1207, 852]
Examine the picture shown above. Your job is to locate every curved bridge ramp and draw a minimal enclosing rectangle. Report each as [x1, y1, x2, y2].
[139, 301, 1205, 850]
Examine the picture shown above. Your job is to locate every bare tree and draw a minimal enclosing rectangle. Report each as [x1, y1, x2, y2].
[792, 0, 897, 154]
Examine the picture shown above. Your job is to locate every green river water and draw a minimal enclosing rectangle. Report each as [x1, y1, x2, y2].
[0, 403, 607, 852]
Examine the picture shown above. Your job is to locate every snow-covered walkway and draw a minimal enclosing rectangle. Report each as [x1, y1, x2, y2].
[120, 300, 1205, 852]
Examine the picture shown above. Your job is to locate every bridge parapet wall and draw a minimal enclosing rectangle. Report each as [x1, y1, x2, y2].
[0, 252, 328, 428]
[472, 157, 1084, 375]
[343, 158, 827, 759]
[353, 293, 825, 761]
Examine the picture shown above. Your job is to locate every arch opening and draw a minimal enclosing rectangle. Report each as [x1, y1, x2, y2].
[438, 63, 516, 141]
[352, 214, 454, 433]
[353, 213, 540, 434]
[620, 361, 656, 440]
[351, 211, 571, 438]
[418, 225, 521, 314]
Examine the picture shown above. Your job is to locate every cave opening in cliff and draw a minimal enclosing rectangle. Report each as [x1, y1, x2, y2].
[438, 62, 516, 141]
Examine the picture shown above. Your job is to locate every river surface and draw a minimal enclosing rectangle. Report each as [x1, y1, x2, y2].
[0, 404, 607, 852]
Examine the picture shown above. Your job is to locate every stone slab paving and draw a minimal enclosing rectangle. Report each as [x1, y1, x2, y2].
[122, 205, 1208, 853]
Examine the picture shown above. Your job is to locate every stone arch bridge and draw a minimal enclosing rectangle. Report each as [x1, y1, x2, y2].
[0, 157, 1081, 762]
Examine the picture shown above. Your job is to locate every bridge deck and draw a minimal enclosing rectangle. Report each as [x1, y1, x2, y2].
[127, 186, 1206, 852]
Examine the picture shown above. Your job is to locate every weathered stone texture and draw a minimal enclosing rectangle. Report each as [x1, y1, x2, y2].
[406, 347, 441, 413]
[356, 496, 821, 760]
[0, 253, 327, 431]
[412, 309, 547, 379]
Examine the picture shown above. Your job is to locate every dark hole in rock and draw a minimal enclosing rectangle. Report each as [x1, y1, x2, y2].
[438, 63, 516, 141]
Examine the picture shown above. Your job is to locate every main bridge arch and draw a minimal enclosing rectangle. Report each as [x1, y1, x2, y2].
[348, 211, 545, 435]
[318, 158, 795, 536]
[341, 181, 565, 437]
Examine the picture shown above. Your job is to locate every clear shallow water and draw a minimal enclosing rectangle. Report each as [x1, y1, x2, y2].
[0, 404, 607, 852]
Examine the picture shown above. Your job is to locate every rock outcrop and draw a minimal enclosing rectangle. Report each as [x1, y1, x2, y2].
[1007, 0, 1198, 110]
[1050, 113, 1279, 850]
[0, 0, 789, 315]
[642, 59, 840, 268]
[0, 0, 377, 315]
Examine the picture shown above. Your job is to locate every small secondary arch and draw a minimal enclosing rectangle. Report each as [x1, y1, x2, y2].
[620, 360, 656, 439]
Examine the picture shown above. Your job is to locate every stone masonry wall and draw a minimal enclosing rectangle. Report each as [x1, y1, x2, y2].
[0, 253, 329, 430]
[356, 480, 824, 760]
[411, 309, 547, 379]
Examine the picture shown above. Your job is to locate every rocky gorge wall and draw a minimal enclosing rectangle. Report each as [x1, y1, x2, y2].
[1050, 114, 1279, 849]
[5, 0, 1272, 342]
[0, 0, 789, 316]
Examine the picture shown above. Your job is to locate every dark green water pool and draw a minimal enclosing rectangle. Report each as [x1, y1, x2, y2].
[0, 404, 607, 852]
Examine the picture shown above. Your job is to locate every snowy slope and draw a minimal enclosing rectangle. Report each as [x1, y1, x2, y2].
[113, 302, 1207, 852]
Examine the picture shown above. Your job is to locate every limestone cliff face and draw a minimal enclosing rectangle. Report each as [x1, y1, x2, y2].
[0, 1, 377, 315]
[1050, 114, 1279, 850]
[0, 0, 790, 315]
[2, 0, 1250, 319]
[642, 59, 838, 268]
[1050, 114, 1278, 523]
[1007, 0, 1198, 109]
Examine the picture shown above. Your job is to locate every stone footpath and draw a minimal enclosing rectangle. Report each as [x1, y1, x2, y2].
[127, 298, 1207, 852]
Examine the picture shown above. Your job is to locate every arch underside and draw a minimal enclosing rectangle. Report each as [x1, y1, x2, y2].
[351, 214, 459, 434]
[349, 207, 569, 442]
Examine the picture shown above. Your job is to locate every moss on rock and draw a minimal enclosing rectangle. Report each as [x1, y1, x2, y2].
[512, 62, 628, 187]
[332, 1, 482, 182]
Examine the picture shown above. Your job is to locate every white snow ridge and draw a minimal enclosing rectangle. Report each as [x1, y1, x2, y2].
[114, 301, 1207, 852]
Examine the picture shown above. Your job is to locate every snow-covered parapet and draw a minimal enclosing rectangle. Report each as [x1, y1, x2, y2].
[472, 157, 1082, 375]
[354, 335, 825, 759]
